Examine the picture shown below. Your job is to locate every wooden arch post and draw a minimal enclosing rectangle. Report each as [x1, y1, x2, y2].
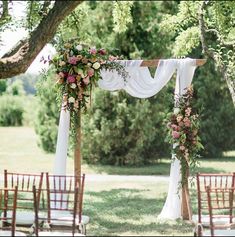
[73, 58, 206, 219]
[74, 108, 82, 178]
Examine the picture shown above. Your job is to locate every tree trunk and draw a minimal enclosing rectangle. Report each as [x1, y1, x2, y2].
[0, 1, 83, 80]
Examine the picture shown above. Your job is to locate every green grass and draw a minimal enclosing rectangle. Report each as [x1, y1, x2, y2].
[0, 126, 235, 236]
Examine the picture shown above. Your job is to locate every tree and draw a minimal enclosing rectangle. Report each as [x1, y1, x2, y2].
[0, 1, 82, 79]
[160, 1, 235, 105]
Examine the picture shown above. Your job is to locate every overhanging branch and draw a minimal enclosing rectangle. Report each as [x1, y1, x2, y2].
[0, 1, 83, 79]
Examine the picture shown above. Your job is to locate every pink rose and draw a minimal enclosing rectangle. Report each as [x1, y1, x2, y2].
[183, 117, 191, 127]
[83, 76, 90, 85]
[67, 75, 76, 83]
[87, 68, 95, 77]
[171, 124, 180, 131]
[58, 72, 65, 78]
[98, 48, 106, 55]
[68, 56, 78, 65]
[172, 131, 180, 139]
[89, 47, 97, 55]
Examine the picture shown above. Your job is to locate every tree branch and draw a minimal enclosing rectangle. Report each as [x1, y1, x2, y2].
[198, 1, 214, 60]
[0, 1, 83, 79]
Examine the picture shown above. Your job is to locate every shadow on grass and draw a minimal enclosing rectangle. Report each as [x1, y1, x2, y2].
[83, 188, 194, 236]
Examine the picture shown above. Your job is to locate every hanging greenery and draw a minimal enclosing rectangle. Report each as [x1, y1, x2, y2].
[164, 86, 204, 187]
[48, 39, 128, 145]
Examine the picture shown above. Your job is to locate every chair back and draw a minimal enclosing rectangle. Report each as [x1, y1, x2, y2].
[206, 186, 235, 237]
[0, 186, 18, 236]
[4, 170, 44, 212]
[196, 173, 235, 223]
[33, 173, 85, 236]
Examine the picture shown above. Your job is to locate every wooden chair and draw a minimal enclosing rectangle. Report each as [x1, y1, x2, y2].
[194, 173, 235, 228]
[196, 187, 235, 236]
[33, 173, 88, 236]
[3, 170, 44, 228]
[0, 186, 26, 236]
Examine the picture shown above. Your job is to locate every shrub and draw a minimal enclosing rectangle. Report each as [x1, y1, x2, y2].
[82, 88, 171, 166]
[0, 95, 24, 126]
[34, 70, 60, 153]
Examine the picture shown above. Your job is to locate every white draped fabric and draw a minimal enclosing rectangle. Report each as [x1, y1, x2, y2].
[53, 58, 197, 220]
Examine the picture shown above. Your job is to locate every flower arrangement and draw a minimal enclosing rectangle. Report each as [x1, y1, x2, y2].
[48, 40, 128, 145]
[50, 40, 128, 113]
[165, 86, 204, 186]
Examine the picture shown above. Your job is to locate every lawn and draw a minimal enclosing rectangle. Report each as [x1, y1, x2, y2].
[0, 127, 234, 236]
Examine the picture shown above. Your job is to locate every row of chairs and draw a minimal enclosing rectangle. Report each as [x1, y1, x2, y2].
[0, 170, 89, 236]
[194, 173, 235, 236]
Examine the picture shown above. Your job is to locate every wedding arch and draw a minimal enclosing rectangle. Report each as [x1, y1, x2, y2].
[50, 43, 206, 221]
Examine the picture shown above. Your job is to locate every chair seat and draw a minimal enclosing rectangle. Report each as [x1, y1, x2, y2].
[192, 214, 234, 227]
[203, 229, 235, 236]
[0, 230, 27, 236]
[36, 231, 85, 236]
[50, 211, 90, 226]
[1, 211, 45, 225]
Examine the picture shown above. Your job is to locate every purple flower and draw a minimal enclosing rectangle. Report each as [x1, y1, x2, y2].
[68, 56, 78, 65]
[67, 75, 76, 83]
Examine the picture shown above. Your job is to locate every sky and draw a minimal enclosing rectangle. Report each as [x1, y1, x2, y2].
[0, 1, 56, 74]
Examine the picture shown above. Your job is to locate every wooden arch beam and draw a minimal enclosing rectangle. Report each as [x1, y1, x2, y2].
[140, 59, 206, 67]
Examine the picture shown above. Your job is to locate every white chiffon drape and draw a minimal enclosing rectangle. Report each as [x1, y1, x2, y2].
[53, 58, 197, 220]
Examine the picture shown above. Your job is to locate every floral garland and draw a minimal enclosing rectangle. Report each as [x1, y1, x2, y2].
[49, 41, 128, 145]
[165, 86, 204, 187]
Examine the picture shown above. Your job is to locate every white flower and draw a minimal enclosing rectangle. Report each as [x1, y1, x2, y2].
[68, 97, 75, 103]
[174, 108, 180, 114]
[70, 83, 76, 89]
[76, 45, 83, 51]
[93, 62, 100, 70]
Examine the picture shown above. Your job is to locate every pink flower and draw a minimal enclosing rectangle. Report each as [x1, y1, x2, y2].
[68, 56, 78, 65]
[67, 75, 76, 83]
[185, 107, 192, 116]
[180, 145, 185, 151]
[83, 76, 90, 85]
[98, 48, 106, 55]
[183, 117, 191, 127]
[178, 121, 184, 127]
[172, 131, 180, 139]
[89, 47, 97, 55]
[109, 55, 118, 61]
[171, 124, 180, 131]
[87, 68, 95, 77]
[58, 72, 65, 78]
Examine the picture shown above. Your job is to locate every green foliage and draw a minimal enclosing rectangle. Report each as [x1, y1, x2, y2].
[34, 70, 60, 153]
[173, 26, 200, 57]
[112, 1, 133, 33]
[193, 62, 235, 157]
[82, 88, 171, 166]
[6, 80, 25, 96]
[0, 80, 7, 95]
[0, 95, 24, 126]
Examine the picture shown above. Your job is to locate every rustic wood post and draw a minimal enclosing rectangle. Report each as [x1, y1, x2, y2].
[74, 108, 82, 177]
[181, 163, 192, 221]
